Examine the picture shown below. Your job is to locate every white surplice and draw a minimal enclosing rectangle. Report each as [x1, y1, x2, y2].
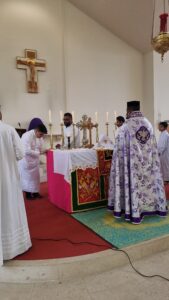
[19, 130, 44, 193]
[158, 130, 169, 181]
[63, 125, 80, 149]
[0, 121, 31, 265]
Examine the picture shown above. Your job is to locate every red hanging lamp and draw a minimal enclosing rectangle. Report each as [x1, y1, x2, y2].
[152, 0, 169, 62]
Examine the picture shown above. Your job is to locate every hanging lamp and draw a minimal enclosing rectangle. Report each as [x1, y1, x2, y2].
[151, 0, 169, 62]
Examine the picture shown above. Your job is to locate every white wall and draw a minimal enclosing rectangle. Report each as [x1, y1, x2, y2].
[64, 1, 143, 139]
[0, 0, 66, 132]
[0, 0, 144, 140]
[143, 51, 154, 125]
[154, 52, 169, 122]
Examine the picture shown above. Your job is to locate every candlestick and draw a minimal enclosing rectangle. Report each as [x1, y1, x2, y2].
[114, 110, 117, 130]
[73, 123, 76, 148]
[106, 122, 109, 137]
[60, 110, 63, 123]
[60, 123, 64, 147]
[95, 112, 98, 123]
[72, 111, 75, 124]
[106, 112, 109, 123]
[48, 109, 52, 124]
[96, 123, 99, 143]
[49, 123, 53, 149]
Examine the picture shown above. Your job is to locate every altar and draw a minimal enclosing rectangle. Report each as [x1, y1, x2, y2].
[47, 148, 113, 213]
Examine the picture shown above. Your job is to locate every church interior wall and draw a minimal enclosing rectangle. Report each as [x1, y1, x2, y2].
[0, 0, 143, 141]
[154, 52, 169, 138]
[143, 51, 154, 126]
[64, 1, 144, 140]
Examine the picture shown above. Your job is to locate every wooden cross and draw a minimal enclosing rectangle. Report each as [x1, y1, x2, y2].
[16, 49, 46, 93]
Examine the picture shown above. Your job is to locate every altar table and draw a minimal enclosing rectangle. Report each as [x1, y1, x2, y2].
[47, 149, 113, 213]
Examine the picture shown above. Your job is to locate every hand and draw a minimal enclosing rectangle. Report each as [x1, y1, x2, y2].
[40, 149, 48, 155]
[55, 144, 61, 149]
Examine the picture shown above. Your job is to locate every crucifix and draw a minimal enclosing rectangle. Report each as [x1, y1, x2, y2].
[76, 115, 99, 148]
[16, 49, 46, 93]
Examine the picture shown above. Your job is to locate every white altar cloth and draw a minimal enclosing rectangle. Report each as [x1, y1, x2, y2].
[53, 149, 98, 182]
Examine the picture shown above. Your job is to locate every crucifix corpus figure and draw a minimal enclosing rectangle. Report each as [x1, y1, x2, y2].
[16, 49, 46, 93]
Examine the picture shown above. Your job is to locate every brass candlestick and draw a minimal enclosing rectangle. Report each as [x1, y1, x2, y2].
[73, 123, 76, 148]
[106, 122, 109, 137]
[49, 123, 53, 149]
[96, 123, 99, 143]
[60, 123, 64, 147]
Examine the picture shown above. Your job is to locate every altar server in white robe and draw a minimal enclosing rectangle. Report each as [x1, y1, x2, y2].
[19, 124, 47, 199]
[93, 134, 113, 149]
[0, 113, 31, 265]
[108, 101, 167, 224]
[63, 112, 80, 149]
[158, 122, 169, 182]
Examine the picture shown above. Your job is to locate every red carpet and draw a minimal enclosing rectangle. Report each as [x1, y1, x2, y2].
[16, 183, 110, 260]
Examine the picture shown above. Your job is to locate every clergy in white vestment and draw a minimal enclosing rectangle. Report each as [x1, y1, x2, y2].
[93, 134, 113, 149]
[108, 101, 167, 224]
[0, 113, 31, 265]
[19, 124, 47, 199]
[63, 112, 80, 149]
[158, 122, 169, 182]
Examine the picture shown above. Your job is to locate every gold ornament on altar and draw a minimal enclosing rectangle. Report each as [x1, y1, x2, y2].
[76, 115, 99, 148]
[151, 0, 169, 62]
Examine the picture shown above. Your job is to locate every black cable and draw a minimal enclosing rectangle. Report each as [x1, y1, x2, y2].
[32, 237, 112, 248]
[113, 248, 169, 282]
[32, 237, 169, 282]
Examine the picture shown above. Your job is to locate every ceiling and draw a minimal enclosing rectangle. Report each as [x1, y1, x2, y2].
[68, 0, 164, 53]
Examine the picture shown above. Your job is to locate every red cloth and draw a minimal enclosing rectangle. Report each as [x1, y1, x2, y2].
[164, 183, 169, 200]
[160, 13, 168, 32]
[47, 151, 72, 212]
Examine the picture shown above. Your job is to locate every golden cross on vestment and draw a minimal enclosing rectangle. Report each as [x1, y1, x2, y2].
[16, 49, 46, 93]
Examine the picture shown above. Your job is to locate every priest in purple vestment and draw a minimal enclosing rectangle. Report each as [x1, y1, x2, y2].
[108, 101, 167, 224]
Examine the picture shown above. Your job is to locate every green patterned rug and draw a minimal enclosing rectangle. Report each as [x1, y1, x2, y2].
[72, 208, 169, 248]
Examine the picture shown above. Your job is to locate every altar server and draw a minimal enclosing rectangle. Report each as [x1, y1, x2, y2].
[108, 101, 166, 224]
[115, 116, 125, 128]
[93, 134, 113, 149]
[158, 122, 169, 182]
[19, 124, 47, 199]
[63, 112, 80, 148]
[0, 113, 31, 265]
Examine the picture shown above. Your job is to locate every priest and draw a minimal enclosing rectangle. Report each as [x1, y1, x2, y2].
[63, 112, 80, 148]
[108, 101, 167, 224]
[0, 112, 31, 265]
[158, 121, 169, 182]
[19, 124, 47, 199]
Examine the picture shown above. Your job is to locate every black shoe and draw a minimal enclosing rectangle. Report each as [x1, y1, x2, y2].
[33, 193, 43, 199]
[25, 192, 36, 200]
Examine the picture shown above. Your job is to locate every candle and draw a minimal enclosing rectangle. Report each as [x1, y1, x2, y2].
[48, 109, 52, 124]
[72, 111, 75, 123]
[95, 112, 98, 123]
[106, 112, 109, 123]
[60, 110, 63, 123]
[114, 110, 117, 120]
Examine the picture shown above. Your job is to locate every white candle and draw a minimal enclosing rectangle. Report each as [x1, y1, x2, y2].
[60, 110, 63, 123]
[114, 110, 117, 120]
[48, 109, 52, 124]
[72, 111, 75, 123]
[106, 112, 109, 122]
[95, 112, 98, 123]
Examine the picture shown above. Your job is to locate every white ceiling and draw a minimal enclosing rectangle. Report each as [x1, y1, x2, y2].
[68, 0, 161, 53]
